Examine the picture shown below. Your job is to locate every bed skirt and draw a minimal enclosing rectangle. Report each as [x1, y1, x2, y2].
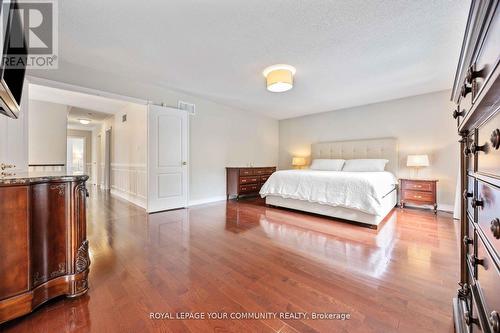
[265, 189, 397, 227]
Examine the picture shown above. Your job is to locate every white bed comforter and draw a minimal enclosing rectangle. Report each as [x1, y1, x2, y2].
[260, 170, 397, 216]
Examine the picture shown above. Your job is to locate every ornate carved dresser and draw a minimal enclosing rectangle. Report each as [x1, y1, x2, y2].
[451, 1, 500, 332]
[0, 173, 90, 324]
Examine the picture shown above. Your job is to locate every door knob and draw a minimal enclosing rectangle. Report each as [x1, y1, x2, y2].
[182, 161, 187, 166]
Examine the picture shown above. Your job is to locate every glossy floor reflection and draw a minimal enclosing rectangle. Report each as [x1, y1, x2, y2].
[1, 188, 460, 333]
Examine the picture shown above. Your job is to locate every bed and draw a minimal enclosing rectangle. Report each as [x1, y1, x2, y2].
[260, 138, 399, 228]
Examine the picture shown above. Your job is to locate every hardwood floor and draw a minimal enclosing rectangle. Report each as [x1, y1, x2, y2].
[0, 189, 459, 333]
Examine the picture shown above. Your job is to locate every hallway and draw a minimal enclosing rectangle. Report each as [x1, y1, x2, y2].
[1, 189, 460, 333]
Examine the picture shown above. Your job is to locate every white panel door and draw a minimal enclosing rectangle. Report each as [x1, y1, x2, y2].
[148, 104, 188, 213]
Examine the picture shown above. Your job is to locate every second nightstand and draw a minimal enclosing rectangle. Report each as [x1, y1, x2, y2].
[399, 179, 438, 214]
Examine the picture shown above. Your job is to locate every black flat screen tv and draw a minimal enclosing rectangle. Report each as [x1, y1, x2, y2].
[0, 0, 27, 119]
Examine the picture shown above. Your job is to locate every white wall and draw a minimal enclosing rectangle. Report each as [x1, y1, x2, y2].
[28, 100, 68, 167]
[279, 90, 458, 210]
[0, 81, 29, 172]
[98, 105, 148, 208]
[91, 125, 103, 186]
[29, 62, 279, 206]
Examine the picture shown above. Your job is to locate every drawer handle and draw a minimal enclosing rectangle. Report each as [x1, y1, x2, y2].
[463, 236, 473, 246]
[414, 195, 422, 199]
[464, 145, 472, 156]
[465, 64, 485, 84]
[490, 311, 499, 333]
[413, 185, 422, 188]
[491, 218, 500, 240]
[470, 142, 487, 155]
[491, 129, 500, 150]
[461, 84, 472, 98]
[471, 198, 483, 209]
[464, 309, 480, 326]
[470, 255, 484, 267]
[453, 108, 466, 119]
[462, 189, 473, 200]
[464, 310, 470, 325]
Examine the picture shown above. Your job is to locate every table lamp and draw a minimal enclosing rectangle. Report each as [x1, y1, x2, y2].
[407, 154, 429, 179]
[292, 157, 306, 169]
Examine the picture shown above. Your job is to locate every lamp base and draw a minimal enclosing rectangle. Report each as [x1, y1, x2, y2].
[410, 167, 422, 179]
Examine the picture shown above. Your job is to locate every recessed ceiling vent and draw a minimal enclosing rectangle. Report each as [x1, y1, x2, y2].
[178, 100, 196, 115]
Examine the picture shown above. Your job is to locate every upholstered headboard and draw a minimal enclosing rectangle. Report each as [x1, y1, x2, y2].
[311, 138, 399, 175]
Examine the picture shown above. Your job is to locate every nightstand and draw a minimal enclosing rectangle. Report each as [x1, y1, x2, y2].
[399, 179, 438, 214]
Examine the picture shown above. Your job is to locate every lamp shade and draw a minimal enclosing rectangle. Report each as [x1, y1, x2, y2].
[263, 64, 296, 93]
[407, 155, 429, 167]
[292, 157, 306, 166]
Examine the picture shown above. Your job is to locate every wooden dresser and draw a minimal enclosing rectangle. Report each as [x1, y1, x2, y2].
[451, 1, 500, 333]
[399, 179, 438, 214]
[226, 167, 276, 200]
[0, 173, 90, 324]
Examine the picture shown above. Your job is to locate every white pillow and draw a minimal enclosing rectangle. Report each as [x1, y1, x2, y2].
[342, 159, 388, 172]
[309, 159, 345, 171]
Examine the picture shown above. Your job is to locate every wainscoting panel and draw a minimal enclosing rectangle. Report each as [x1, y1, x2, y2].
[110, 163, 147, 209]
[29, 165, 65, 172]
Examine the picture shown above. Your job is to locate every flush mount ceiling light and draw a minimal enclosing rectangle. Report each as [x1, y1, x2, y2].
[262, 64, 296, 93]
[79, 119, 91, 125]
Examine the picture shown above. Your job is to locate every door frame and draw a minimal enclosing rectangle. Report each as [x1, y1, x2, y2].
[27, 76, 156, 208]
[147, 103, 190, 213]
[27, 76, 193, 211]
[103, 128, 112, 191]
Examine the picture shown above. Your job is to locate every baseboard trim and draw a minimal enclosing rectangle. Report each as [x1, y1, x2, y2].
[110, 188, 146, 209]
[188, 196, 226, 207]
[438, 204, 454, 213]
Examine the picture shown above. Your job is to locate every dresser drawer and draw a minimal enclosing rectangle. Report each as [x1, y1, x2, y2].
[255, 168, 275, 175]
[475, 237, 500, 333]
[471, 4, 500, 102]
[239, 184, 260, 193]
[403, 190, 434, 203]
[477, 180, 500, 258]
[476, 111, 500, 177]
[260, 175, 271, 183]
[402, 180, 434, 192]
[239, 176, 259, 185]
[239, 169, 254, 176]
[470, 285, 486, 332]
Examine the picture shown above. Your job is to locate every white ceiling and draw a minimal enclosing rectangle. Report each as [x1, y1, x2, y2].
[30, 84, 133, 113]
[29, 84, 141, 129]
[57, 0, 470, 119]
[67, 107, 112, 128]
